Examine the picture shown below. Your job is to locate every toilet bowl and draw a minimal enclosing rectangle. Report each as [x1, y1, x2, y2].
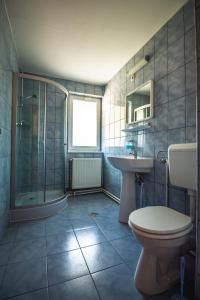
[128, 143, 196, 295]
[128, 206, 193, 295]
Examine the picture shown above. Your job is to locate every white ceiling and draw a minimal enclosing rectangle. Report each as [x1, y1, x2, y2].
[6, 0, 187, 85]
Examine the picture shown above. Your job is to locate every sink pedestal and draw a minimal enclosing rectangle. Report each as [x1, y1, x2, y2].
[119, 171, 136, 223]
[107, 156, 153, 224]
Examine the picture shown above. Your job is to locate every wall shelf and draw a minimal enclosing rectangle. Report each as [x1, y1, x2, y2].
[121, 122, 151, 132]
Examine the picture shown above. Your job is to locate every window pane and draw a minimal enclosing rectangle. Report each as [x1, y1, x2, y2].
[72, 99, 97, 147]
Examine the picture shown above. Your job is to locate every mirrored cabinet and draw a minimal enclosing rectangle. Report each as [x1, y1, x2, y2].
[126, 80, 154, 125]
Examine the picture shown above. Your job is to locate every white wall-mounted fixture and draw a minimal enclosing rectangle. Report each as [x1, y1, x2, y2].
[126, 80, 154, 125]
[127, 55, 150, 79]
[70, 158, 102, 189]
[168, 143, 197, 222]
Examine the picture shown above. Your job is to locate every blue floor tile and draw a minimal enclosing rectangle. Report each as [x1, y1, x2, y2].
[64, 210, 91, 219]
[49, 275, 99, 300]
[45, 214, 71, 226]
[0, 227, 18, 244]
[16, 222, 45, 241]
[82, 241, 123, 273]
[125, 258, 140, 274]
[93, 205, 119, 220]
[0, 258, 47, 299]
[0, 266, 5, 285]
[110, 236, 142, 262]
[70, 217, 96, 230]
[0, 243, 12, 266]
[95, 218, 131, 241]
[45, 222, 73, 236]
[46, 231, 79, 255]
[8, 238, 47, 264]
[92, 264, 145, 300]
[47, 249, 89, 285]
[10, 288, 49, 300]
[75, 227, 106, 247]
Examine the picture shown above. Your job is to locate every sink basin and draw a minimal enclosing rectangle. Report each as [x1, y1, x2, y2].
[108, 156, 154, 173]
[108, 156, 154, 223]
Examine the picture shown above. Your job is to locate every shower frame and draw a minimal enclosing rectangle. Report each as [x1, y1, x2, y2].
[10, 72, 69, 221]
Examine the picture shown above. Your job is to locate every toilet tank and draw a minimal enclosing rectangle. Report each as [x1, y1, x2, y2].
[168, 143, 197, 191]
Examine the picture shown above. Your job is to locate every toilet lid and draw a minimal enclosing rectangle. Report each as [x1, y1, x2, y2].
[129, 206, 192, 235]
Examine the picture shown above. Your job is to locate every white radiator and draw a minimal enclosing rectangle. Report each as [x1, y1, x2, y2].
[71, 158, 102, 189]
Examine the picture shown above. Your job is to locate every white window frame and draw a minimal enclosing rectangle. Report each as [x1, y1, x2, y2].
[68, 94, 101, 152]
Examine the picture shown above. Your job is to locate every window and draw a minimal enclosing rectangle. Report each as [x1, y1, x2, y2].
[68, 95, 101, 152]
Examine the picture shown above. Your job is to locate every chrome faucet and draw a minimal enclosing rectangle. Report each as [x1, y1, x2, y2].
[126, 140, 137, 158]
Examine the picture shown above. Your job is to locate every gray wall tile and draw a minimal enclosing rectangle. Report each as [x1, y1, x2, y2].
[186, 126, 196, 142]
[168, 9, 184, 45]
[168, 37, 184, 73]
[155, 52, 167, 80]
[154, 103, 169, 131]
[186, 59, 197, 94]
[186, 93, 196, 126]
[168, 66, 185, 101]
[0, 2, 18, 238]
[168, 97, 186, 129]
[169, 187, 186, 213]
[154, 76, 168, 106]
[185, 27, 196, 63]
[155, 25, 167, 55]
[168, 128, 186, 145]
[184, 0, 195, 32]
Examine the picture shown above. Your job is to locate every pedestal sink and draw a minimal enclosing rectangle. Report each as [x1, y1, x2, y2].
[108, 156, 154, 223]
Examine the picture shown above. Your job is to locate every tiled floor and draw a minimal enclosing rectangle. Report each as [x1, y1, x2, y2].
[0, 193, 193, 299]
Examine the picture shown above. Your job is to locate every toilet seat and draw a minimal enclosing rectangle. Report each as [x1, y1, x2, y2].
[129, 206, 193, 239]
[130, 223, 193, 240]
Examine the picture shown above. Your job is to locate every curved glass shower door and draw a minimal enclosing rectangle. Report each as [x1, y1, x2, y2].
[15, 78, 45, 206]
[12, 74, 68, 207]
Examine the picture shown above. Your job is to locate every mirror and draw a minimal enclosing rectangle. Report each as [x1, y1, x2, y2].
[126, 80, 154, 124]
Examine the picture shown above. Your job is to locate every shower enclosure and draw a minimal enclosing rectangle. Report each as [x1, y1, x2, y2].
[11, 73, 68, 219]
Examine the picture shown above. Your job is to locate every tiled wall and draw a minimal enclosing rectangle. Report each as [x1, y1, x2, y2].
[17, 77, 104, 194]
[195, 0, 200, 297]
[0, 1, 18, 236]
[102, 0, 196, 214]
[53, 78, 104, 190]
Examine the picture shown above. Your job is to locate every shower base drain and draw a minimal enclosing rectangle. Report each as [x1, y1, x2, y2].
[90, 212, 99, 217]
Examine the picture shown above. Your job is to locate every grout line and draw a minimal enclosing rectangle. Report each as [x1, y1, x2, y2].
[46, 245, 80, 258]
[90, 262, 128, 277]
[73, 228, 102, 300]
[46, 273, 95, 289]
[1, 287, 49, 300]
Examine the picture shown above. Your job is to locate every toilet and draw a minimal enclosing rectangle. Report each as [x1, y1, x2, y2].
[128, 143, 197, 295]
